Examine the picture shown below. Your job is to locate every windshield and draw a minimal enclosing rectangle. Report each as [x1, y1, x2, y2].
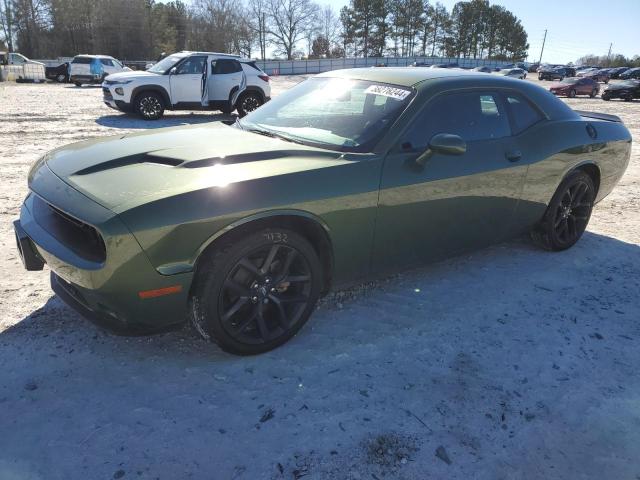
[238, 77, 414, 152]
[148, 54, 187, 74]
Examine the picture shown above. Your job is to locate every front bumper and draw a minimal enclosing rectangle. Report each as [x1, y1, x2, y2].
[71, 74, 102, 84]
[15, 171, 193, 334]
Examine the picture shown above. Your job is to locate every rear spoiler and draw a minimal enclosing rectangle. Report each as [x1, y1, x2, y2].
[574, 110, 622, 123]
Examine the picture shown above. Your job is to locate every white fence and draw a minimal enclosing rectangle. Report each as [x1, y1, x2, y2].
[254, 56, 513, 76]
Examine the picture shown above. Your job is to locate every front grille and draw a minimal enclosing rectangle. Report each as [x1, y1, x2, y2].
[32, 195, 106, 263]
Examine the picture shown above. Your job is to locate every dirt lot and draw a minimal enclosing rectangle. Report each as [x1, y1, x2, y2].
[0, 75, 639, 480]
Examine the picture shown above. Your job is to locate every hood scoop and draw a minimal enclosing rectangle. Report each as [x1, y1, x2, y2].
[73, 153, 184, 176]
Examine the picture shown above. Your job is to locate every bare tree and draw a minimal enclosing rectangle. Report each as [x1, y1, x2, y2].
[248, 0, 268, 59]
[266, 0, 319, 60]
[0, 0, 15, 51]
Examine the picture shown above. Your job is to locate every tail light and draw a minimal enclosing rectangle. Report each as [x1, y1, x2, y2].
[258, 74, 269, 82]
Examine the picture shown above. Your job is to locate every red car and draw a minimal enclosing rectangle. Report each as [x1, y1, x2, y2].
[549, 77, 599, 98]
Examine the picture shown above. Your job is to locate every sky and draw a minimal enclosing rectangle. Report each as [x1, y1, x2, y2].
[165, 0, 640, 64]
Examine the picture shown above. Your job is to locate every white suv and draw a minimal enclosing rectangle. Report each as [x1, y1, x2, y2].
[70, 55, 129, 86]
[101, 51, 271, 120]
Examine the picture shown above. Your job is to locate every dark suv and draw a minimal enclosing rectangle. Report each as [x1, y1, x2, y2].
[538, 67, 575, 81]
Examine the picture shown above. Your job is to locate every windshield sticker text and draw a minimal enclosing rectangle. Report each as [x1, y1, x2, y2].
[364, 85, 411, 100]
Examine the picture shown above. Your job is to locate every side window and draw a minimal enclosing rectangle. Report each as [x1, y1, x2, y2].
[505, 93, 544, 135]
[100, 59, 114, 66]
[212, 59, 242, 75]
[176, 56, 206, 75]
[10, 53, 25, 64]
[404, 91, 510, 147]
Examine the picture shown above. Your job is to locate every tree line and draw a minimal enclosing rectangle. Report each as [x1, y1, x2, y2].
[575, 53, 640, 68]
[0, 0, 528, 62]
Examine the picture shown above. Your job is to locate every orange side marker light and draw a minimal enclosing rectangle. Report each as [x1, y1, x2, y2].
[138, 285, 183, 299]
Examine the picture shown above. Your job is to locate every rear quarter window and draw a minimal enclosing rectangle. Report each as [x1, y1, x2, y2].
[505, 93, 544, 134]
[72, 57, 92, 64]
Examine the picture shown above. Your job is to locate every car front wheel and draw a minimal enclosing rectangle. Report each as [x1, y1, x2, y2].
[531, 170, 595, 251]
[135, 92, 165, 120]
[236, 91, 264, 117]
[189, 228, 323, 355]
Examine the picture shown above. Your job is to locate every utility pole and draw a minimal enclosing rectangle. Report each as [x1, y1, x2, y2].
[606, 43, 612, 65]
[538, 29, 547, 65]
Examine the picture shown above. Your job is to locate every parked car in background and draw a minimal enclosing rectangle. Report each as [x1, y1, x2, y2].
[411, 62, 431, 67]
[538, 66, 575, 81]
[576, 65, 599, 71]
[69, 55, 129, 86]
[609, 67, 630, 79]
[430, 63, 459, 69]
[528, 63, 540, 73]
[102, 51, 271, 119]
[0, 51, 44, 67]
[472, 66, 492, 73]
[620, 67, 640, 80]
[549, 77, 599, 98]
[587, 69, 611, 83]
[602, 79, 640, 101]
[45, 62, 69, 83]
[496, 68, 526, 79]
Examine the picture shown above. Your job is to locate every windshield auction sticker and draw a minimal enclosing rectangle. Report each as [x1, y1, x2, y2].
[364, 85, 411, 100]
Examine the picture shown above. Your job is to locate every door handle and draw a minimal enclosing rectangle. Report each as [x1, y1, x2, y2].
[505, 150, 522, 162]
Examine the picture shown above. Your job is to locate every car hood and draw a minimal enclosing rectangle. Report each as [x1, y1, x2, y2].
[42, 123, 350, 213]
[105, 70, 157, 82]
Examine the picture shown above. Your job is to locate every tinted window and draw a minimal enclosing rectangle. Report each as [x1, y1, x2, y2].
[405, 91, 510, 147]
[505, 93, 544, 134]
[212, 59, 242, 74]
[72, 57, 92, 64]
[176, 56, 206, 75]
[100, 59, 114, 66]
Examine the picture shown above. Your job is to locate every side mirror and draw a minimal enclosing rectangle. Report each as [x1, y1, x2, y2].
[416, 133, 466, 166]
[169, 67, 177, 75]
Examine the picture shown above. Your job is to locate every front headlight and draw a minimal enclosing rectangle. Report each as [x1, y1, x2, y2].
[115, 87, 124, 95]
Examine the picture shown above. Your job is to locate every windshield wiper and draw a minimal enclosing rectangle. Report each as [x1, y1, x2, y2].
[243, 126, 305, 145]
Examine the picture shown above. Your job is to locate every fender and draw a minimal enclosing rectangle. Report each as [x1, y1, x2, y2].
[156, 209, 333, 276]
[131, 84, 171, 108]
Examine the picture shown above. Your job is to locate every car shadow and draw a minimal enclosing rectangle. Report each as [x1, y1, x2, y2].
[95, 113, 236, 130]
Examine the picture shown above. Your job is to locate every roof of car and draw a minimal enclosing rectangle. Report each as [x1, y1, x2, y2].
[75, 54, 116, 59]
[316, 67, 494, 87]
[178, 51, 241, 58]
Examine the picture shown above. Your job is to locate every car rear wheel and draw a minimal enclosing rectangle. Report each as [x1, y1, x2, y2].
[74, 82, 82, 87]
[135, 91, 165, 120]
[602, 93, 611, 101]
[589, 89, 597, 98]
[56, 74, 67, 83]
[568, 89, 576, 98]
[189, 228, 322, 355]
[236, 91, 264, 117]
[531, 170, 595, 251]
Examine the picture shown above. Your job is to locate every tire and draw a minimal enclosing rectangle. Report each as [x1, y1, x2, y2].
[220, 102, 234, 115]
[602, 93, 611, 101]
[559, 76, 564, 81]
[56, 74, 67, 83]
[568, 89, 576, 98]
[530, 170, 595, 251]
[624, 95, 633, 102]
[589, 89, 597, 98]
[236, 91, 264, 117]
[74, 82, 82, 87]
[538, 74, 543, 80]
[189, 228, 323, 355]
[134, 91, 165, 120]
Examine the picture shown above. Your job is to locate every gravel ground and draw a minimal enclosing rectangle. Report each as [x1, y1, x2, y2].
[0, 75, 639, 480]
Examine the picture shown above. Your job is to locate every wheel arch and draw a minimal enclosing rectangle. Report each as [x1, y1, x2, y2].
[193, 210, 334, 294]
[131, 85, 171, 107]
[567, 161, 601, 196]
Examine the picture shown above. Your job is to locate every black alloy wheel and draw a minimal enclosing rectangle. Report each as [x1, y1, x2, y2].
[189, 228, 322, 355]
[218, 244, 312, 345]
[531, 170, 595, 251]
[568, 89, 576, 98]
[236, 92, 263, 117]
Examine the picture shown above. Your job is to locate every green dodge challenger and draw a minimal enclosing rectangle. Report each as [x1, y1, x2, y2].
[14, 68, 631, 354]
